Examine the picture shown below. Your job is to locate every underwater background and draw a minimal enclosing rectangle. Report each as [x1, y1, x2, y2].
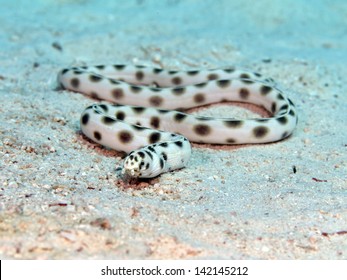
[0, 0, 346, 259]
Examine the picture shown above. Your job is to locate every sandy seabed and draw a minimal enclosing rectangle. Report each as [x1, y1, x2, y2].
[0, 0, 346, 259]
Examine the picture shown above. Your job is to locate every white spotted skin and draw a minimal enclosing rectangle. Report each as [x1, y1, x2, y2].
[122, 138, 191, 178]
[79, 104, 191, 178]
[57, 64, 298, 178]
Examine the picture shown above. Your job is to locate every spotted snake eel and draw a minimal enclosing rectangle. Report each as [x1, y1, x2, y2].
[57, 64, 298, 178]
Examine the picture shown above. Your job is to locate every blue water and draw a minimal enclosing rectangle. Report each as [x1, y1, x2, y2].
[1, 0, 346, 63]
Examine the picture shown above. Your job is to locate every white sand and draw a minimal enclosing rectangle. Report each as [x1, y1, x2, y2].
[0, 0, 346, 259]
